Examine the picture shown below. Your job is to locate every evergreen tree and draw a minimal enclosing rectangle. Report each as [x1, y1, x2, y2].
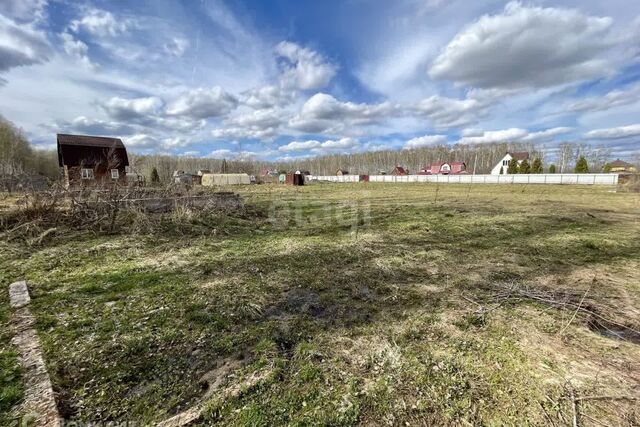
[221, 158, 228, 173]
[574, 156, 589, 173]
[531, 158, 543, 173]
[602, 163, 612, 173]
[519, 159, 531, 174]
[150, 167, 160, 183]
[507, 158, 519, 174]
[548, 164, 556, 173]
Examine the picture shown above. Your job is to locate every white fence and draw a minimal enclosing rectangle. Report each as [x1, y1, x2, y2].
[308, 174, 619, 185]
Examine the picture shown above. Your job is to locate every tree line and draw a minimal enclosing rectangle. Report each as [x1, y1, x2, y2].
[1, 115, 635, 185]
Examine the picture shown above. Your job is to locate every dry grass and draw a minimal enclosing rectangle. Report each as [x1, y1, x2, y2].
[1, 182, 639, 425]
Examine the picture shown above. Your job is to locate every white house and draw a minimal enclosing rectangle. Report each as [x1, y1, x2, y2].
[491, 152, 530, 175]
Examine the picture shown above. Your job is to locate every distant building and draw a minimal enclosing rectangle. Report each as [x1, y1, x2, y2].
[391, 166, 408, 175]
[57, 134, 129, 187]
[173, 170, 193, 184]
[491, 152, 529, 175]
[419, 161, 467, 175]
[607, 159, 637, 173]
[337, 169, 349, 176]
[201, 173, 251, 185]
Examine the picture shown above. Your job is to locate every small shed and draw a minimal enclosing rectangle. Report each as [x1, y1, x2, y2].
[391, 166, 408, 175]
[201, 173, 251, 186]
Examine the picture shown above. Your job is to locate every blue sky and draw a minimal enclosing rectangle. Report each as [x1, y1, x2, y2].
[1, 0, 639, 162]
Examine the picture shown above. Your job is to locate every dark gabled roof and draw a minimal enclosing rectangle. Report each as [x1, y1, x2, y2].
[57, 134, 128, 167]
[508, 151, 529, 161]
[393, 166, 407, 174]
[57, 134, 126, 148]
[609, 159, 632, 167]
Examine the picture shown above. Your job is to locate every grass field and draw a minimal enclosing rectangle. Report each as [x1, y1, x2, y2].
[1, 183, 639, 425]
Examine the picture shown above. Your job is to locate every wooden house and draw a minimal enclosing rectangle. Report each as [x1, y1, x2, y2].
[57, 134, 128, 187]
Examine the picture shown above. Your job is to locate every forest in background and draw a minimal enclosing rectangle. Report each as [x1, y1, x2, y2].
[1, 116, 634, 184]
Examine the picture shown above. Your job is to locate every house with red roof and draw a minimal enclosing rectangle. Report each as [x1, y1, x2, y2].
[419, 161, 467, 175]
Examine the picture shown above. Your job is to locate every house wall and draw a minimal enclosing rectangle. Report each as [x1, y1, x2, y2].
[491, 154, 512, 175]
[64, 165, 127, 187]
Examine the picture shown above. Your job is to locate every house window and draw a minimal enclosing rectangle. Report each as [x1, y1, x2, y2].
[111, 169, 119, 179]
[81, 168, 94, 179]
[503, 160, 509, 166]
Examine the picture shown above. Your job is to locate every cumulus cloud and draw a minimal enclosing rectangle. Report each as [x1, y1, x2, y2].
[584, 124, 640, 139]
[126, 134, 159, 148]
[241, 85, 295, 109]
[404, 134, 448, 149]
[458, 128, 529, 144]
[70, 8, 129, 37]
[429, 2, 617, 89]
[276, 41, 337, 90]
[279, 137, 360, 154]
[51, 116, 135, 136]
[167, 86, 238, 119]
[279, 140, 322, 152]
[0, 14, 51, 73]
[289, 92, 397, 133]
[212, 108, 285, 140]
[102, 96, 164, 121]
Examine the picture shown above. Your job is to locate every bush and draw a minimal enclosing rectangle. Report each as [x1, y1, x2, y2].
[548, 164, 556, 174]
[507, 158, 519, 174]
[519, 159, 531, 174]
[575, 156, 589, 173]
[531, 158, 543, 173]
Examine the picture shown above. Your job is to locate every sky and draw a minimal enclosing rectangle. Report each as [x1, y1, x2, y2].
[0, 0, 639, 162]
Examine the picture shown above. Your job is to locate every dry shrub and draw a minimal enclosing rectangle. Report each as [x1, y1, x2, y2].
[1, 183, 249, 244]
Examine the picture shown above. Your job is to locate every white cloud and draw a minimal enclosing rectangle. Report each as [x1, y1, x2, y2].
[126, 134, 158, 148]
[458, 128, 529, 144]
[102, 96, 164, 121]
[70, 8, 129, 37]
[429, 2, 617, 89]
[522, 127, 573, 141]
[164, 37, 189, 57]
[241, 85, 295, 109]
[60, 32, 93, 68]
[212, 108, 285, 140]
[566, 84, 640, 113]
[0, 0, 48, 22]
[167, 86, 238, 119]
[584, 124, 640, 139]
[279, 140, 322, 152]
[279, 137, 360, 154]
[276, 41, 337, 90]
[0, 14, 51, 73]
[289, 92, 397, 133]
[208, 148, 258, 161]
[458, 127, 573, 144]
[404, 134, 448, 149]
[51, 116, 135, 136]
[317, 137, 359, 150]
[411, 93, 491, 129]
